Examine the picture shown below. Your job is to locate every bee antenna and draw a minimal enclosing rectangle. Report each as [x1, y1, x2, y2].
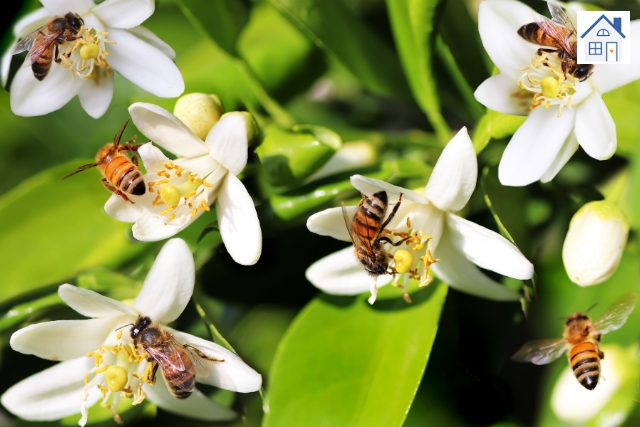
[115, 323, 134, 331]
[586, 302, 598, 313]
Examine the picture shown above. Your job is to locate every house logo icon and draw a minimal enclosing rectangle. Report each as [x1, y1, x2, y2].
[577, 11, 630, 65]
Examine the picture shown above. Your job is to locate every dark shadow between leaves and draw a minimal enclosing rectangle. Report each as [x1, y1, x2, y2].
[317, 292, 358, 308]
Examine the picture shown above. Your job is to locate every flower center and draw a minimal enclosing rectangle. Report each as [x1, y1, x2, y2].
[147, 162, 215, 225]
[386, 217, 439, 303]
[82, 333, 154, 425]
[515, 54, 577, 118]
[60, 28, 115, 81]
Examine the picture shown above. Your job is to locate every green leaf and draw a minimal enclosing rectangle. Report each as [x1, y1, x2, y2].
[0, 292, 62, 333]
[269, 179, 354, 222]
[603, 79, 640, 158]
[176, 0, 248, 57]
[0, 161, 148, 305]
[473, 110, 526, 154]
[256, 124, 342, 187]
[264, 281, 448, 427]
[194, 301, 236, 354]
[267, 0, 411, 99]
[385, 0, 451, 142]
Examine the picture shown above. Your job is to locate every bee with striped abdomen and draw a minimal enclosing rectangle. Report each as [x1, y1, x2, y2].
[10, 12, 84, 81]
[511, 293, 638, 390]
[517, 0, 593, 81]
[342, 191, 410, 277]
[130, 316, 224, 399]
[63, 119, 145, 204]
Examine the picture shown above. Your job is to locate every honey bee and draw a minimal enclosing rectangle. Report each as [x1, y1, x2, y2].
[517, 0, 593, 81]
[342, 191, 410, 276]
[511, 293, 638, 390]
[10, 12, 84, 81]
[62, 119, 145, 204]
[129, 316, 224, 399]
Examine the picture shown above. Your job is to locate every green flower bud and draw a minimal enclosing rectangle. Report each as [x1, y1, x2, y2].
[562, 200, 629, 286]
[174, 93, 224, 140]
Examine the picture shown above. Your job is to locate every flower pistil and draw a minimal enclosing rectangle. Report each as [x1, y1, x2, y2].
[60, 27, 115, 83]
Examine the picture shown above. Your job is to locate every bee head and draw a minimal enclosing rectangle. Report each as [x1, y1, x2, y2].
[571, 64, 594, 82]
[130, 316, 152, 339]
[65, 12, 84, 31]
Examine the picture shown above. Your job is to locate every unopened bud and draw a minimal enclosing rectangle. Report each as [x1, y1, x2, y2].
[174, 93, 223, 140]
[562, 200, 629, 286]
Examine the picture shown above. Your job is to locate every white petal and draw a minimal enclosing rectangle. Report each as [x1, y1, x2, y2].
[424, 127, 477, 212]
[445, 213, 533, 280]
[40, 0, 94, 16]
[78, 70, 113, 118]
[169, 328, 263, 393]
[590, 21, 640, 94]
[305, 246, 393, 295]
[10, 318, 118, 360]
[58, 284, 138, 318]
[390, 201, 445, 250]
[108, 29, 184, 98]
[205, 113, 249, 176]
[350, 175, 429, 204]
[574, 93, 616, 160]
[306, 207, 353, 242]
[127, 26, 175, 59]
[474, 73, 527, 115]
[10, 64, 82, 117]
[145, 377, 237, 421]
[131, 212, 187, 241]
[432, 232, 520, 301]
[478, 0, 539, 79]
[13, 8, 50, 37]
[540, 133, 579, 183]
[498, 106, 575, 186]
[104, 190, 148, 223]
[174, 155, 220, 179]
[133, 238, 194, 324]
[216, 175, 262, 265]
[92, 0, 154, 29]
[1, 357, 100, 421]
[129, 103, 208, 158]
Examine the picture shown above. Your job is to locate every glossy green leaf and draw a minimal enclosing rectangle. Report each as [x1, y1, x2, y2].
[256, 124, 342, 187]
[264, 281, 448, 427]
[603, 79, 640, 158]
[267, 0, 410, 99]
[473, 110, 526, 154]
[269, 179, 354, 221]
[385, 0, 451, 142]
[176, 0, 248, 57]
[0, 161, 148, 305]
[76, 270, 143, 302]
[0, 293, 62, 333]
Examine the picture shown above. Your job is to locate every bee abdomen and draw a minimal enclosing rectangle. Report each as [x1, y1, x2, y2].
[120, 170, 145, 195]
[569, 342, 600, 390]
[105, 156, 144, 195]
[164, 369, 195, 399]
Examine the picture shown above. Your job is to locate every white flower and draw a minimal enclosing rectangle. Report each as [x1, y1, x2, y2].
[474, 0, 640, 186]
[8, 0, 184, 118]
[563, 200, 629, 286]
[0, 239, 262, 426]
[306, 128, 534, 304]
[105, 102, 262, 266]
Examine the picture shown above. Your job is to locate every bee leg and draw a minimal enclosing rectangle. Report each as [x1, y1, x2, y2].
[121, 135, 139, 151]
[536, 48, 556, 56]
[147, 361, 159, 385]
[184, 344, 224, 362]
[599, 350, 605, 360]
[379, 193, 403, 231]
[101, 178, 134, 204]
[131, 154, 139, 167]
[377, 235, 411, 247]
[54, 44, 61, 63]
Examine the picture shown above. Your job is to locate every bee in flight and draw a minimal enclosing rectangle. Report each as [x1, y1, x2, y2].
[128, 316, 224, 399]
[511, 293, 638, 390]
[10, 12, 84, 81]
[517, 0, 593, 81]
[62, 119, 145, 204]
[342, 191, 410, 277]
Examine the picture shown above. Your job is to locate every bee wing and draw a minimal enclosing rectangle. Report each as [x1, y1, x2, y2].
[145, 342, 186, 372]
[10, 30, 39, 55]
[22, 31, 63, 67]
[546, 0, 576, 33]
[181, 343, 211, 378]
[533, 13, 575, 53]
[341, 202, 359, 247]
[510, 338, 566, 365]
[594, 293, 639, 334]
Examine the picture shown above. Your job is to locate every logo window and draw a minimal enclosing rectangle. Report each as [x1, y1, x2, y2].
[597, 29, 610, 36]
[589, 42, 602, 55]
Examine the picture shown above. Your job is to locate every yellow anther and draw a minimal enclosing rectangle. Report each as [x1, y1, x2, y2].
[105, 366, 128, 392]
[541, 76, 560, 98]
[402, 292, 412, 304]
[419, 232, 431, 240]
[191, 208, 198, 218]
[97, 384, 108, 398]
[132, 372, 142, 381]
[202, 181, 213, 187]
[406, 217, 412, 228]
[393, 250, 414, 274]
[200, 200, 210, 212]
[157, 170, 170, 178]
[84, 373, 89, 385]
[116, 329, 122, 340]
[95, 364, 109, 374]
[159, 184, 181, 207]
[412, 242, 425, 251]
[544, 101, 551, 109]
[133, 386, 146, 405]
[151, 194, 163, 206]
[155, 179, 169, 185]
[80, 43, 99, 59]
[184, 190, 196, 200]
[159, 206, 176, 216]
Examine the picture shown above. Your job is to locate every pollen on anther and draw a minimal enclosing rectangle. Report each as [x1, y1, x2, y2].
[191, 208, 198, 218]
[200, 200, 210, 212]
[95, 364, 109, 374]
[116, 330, 123, 340]
[406, 217, 412, 228]
[84, 373, 89, 385]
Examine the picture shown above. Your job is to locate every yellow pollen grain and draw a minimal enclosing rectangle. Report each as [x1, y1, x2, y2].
[200, 200, 210, 212]
[116, 329, 123, 340]
[159, 206, 176, 216]
[191, 208, 198, 218]
[95, 364, 109, 374]
[84, 373, 89, 385]
[97, 384, 108, 399]
[184, 190, 196, 200]
[406, 217, 412, 228]
[167, 214, 176, 221]
[202, 181, 213, 187]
